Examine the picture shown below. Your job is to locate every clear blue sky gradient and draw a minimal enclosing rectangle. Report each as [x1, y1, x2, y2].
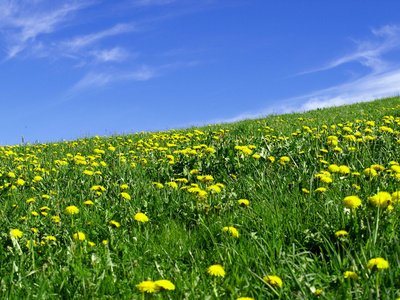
[2, 0, 400, 145]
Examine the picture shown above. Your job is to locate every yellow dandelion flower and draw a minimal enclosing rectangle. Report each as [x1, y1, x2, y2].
[263, 275, 283, 288]
[109, 220, 121, 228]
[165, 182, 178, 189]
[367, 257, 389, 270]
[120, 192, 131, 200]
[154, 280, 175, 290]
[338, 165, 350, 175]
[134, 212, 149, 223]
[343, 196, 361, 209]
[83, 200, 94, 205]
[238, 199, 250, 205]
[335, 230, 348, 237]
[51, 216, 61, 223]
[26, 198, 36, 204]
[10, 229, 23, 239]
[73, 232, 86, 241]
[363, 168, 377, 177]
[343, 271, 358, 279]
[207, 264, 225, 277]
[222, 226, 239, 238]
[207, 185, 221, 193]
[120, 184, 129, 190]
[44, 236, 57, 241]
[368, 192, 391, 208]
[237, 298, 255, 300]
[190, 169, 199, 175]
[136, 281, 159, 293]
[64, 205, 79, 215]
[278, 156, 290, 165]
[328, 164, 340, 173]
[16, 179, 25, 186]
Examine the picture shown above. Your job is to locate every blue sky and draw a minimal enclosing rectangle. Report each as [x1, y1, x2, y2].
[2, 0, 400, 145]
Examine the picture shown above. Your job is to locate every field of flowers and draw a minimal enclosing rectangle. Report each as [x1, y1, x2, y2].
[1, 97, 400, 299]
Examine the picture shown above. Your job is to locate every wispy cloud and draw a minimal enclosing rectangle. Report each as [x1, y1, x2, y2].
[71, 65, 156, 91]
[211, 25, 400, 125]
[0, 1, 92, 59]
[297, 25, 400, 76]
[61, 23, 135, 51]
[89, 47, 132, 63]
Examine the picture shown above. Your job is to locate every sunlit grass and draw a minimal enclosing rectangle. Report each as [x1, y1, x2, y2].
[1, 97, 400, 299]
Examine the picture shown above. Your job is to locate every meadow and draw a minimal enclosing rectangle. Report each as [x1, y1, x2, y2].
[1, 96, 400, 299]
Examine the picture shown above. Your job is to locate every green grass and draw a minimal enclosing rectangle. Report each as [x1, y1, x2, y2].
[1, 97, 400, 299]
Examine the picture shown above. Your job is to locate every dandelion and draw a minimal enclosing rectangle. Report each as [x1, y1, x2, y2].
[83, 200, 94, 205]
[190, 169, 199, 175]
[338, 165, 350, 175]
[109, 220, 121, 228]
[207, 264, 225, 277]
[102, 240, 108, 246]
[10, 229, 23, 239]
[278, 156, 290, 165]
[314, 187, 328, 193]
[51, 216, 61, 223]
[26, 240, 37, 248]
[368, 192, 391, 208]
[222, 226, 239, 238]
[238, 199, 250, 205]
[263, 275, 283, 288]
[26, 198, 36, 204]
[343, 196, 361, 209]
[134, 212, 149, 223]
[120, 192, 131, 200]
[367, 257, 389, 270]
[154, 280, 175, 290]
[64, 206, 79, 215]
[335, 230, 348, 237]
[302, 188, 310, 194]
[136, 281, 159, 293]
[237, 298, 255, 300]
[207, 185, 221, 193]
[44, 236, 57, 241]
[328, 164, 340, 173]
[16, 179, 25, 186]
[363, 168, 377, 177]
[197, 175, 214, 183]
[343, 271, 358, 279]
[165, 182, 178, 189]
[73, 232, 86, 241]
[268, 156, 275, 163]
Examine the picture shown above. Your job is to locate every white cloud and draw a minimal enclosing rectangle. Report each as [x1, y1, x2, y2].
[62, 24, 135, 51]
[89, 47, 131, 63]
[0, 1, 92, 59]
[297, 25, 400, 76]
[71, 65, 156, 91]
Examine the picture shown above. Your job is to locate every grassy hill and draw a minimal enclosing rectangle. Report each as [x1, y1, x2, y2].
[1, 96, 400, 299]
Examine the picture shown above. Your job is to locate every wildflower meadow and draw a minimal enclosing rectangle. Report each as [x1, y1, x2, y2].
[2, 97, 400, 299]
